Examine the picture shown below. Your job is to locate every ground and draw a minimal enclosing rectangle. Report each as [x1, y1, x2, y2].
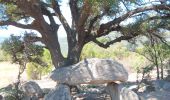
[1, 61, 170, 100]
[0, 61, 138, 88]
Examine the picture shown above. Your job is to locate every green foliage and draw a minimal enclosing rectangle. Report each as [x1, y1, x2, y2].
[0, 34, 53, 80]
[43, 48, 53, 67]
[26, 62, 43, 80]
[136, 43, 170, 64]
[129, 52, 148, 72]
[1, 35, 22, 56]
[136, 42, 170, 79]
[1, 34, 44, 64]
[81, 42, 130, 60]
[0, 49, 11, 61]
[26, 49, 53, 80]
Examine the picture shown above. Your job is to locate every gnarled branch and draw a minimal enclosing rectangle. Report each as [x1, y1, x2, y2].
[0, 21, 34, 29]
[93, 35, 138, 48]
[69, 0, 79, 26]
[52, 0, 71, 33]
[97, 4, 170, 35]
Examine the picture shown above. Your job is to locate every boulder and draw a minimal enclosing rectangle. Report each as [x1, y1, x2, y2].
[44, 84, 71, 100]
[0, 95, 2, 100]
[120, 87, 139, 100]
[106, 83, 139, 100]
[51, 58, 128, 85]
[21, 81, 43, 100]
[152, 80, 170, 91]
[139, 91, 170, 100]
[106, 82, 120, 100]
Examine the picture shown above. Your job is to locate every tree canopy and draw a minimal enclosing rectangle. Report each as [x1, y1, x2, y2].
[0, 0, 170, 67]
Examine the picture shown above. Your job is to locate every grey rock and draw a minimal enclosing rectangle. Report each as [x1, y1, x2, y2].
[44, 84, 71, 100]
[0, 95, 2, 100]
[51, 58, 128, 85]
[106, 83, 120, 100]
[106, 83, 139, 100]
[120, 87, 139, 100]
[21, 81, 43, 100]
[139, 91, 170, 100]
[152, 80, 170, 91]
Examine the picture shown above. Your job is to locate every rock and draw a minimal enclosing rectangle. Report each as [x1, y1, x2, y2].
[44, 84, 71, 100]
[0, 95, 2, 100]
[106, 82, 120, 100]
[51, 58, 128, 85]
[138, 85, 155, 93]
[120, 87, 139, 100]
[106, 83, 139, 100]
[128, 85, 138, 90]
[139, 91, 170, 100]
[152, 80, 170, 91]
[163, 82, 170, 91]
[21, 81, 43, 100]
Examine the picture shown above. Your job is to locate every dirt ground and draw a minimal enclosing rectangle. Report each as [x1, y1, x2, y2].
[0, 62, 56, 89]
[0, 62, 27, 88]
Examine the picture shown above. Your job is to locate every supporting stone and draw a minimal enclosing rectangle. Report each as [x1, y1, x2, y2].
[44, 84, 71, 100]
[120, 87, 139, 100]
[106, 82, 120, 100]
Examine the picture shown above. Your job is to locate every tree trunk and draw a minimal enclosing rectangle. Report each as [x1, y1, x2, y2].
[160, 57, 164, 79]
[155, 59, 160, 79]
[42, 31, 65, 68]
[66, 44, 84, 66]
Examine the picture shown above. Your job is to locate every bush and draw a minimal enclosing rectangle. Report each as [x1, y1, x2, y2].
[81, 42, 130, 60]
[0, 49, 11, 62]
[26, 49, 53, 80]
[26, 62, 42, 80]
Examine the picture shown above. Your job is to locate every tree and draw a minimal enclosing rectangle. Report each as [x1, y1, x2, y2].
[136, 38, 170, 79]
[0, 34, 45, 99]
[0, 0, 170, 68]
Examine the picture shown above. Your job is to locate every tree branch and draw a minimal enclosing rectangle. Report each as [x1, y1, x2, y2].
[85, 25, 122, 43]
[93, 35, 138, 48]
[87, 13, 106, 34]
[97, 4, 170, 35]
[0, 21, 34, 29]
[69, 0, 79, 26]
[52, 0, 71, 33]
[40, 3, 59, 32]
[24, 35, 44, 43]
[77, 0, 91, 33]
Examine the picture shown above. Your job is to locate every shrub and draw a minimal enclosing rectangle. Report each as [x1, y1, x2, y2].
[26, 49, 53, 80]
[26, 62, 42, 80]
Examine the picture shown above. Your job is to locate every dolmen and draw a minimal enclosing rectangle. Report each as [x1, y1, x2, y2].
[45, 58, 138, 100]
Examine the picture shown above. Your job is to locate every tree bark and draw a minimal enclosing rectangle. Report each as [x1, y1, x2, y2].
[43, 33, 65, 67]
[160, 57, 164, 79]
[155, 57, 160, 79]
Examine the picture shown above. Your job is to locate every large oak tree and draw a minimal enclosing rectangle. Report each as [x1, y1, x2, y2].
[0, 0, 170, 67]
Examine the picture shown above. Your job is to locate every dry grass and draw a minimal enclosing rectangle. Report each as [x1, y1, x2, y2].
[0, 62, 27, 88]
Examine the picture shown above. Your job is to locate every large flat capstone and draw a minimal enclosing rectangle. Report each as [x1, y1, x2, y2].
[50, 58, 128, 85]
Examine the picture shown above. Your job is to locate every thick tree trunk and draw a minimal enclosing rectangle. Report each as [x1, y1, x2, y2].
[67, 46, 83, 65]
[42, 31, 65, 68]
